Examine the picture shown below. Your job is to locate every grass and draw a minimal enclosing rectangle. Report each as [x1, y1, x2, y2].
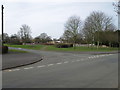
[5, 44, 44, 50]
[5, 44, 119, 52]
[9, 49, 28, 53]
[45, 45, 118, 52]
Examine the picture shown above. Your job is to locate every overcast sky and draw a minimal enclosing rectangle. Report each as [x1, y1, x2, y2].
[0, 0, 118, 39]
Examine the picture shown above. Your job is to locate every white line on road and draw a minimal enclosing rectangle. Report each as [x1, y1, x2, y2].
[56, 62, 62, 65]
[7, 69, 20, 72]
[88, 57, 91, 59]
[24, 67, 34, 70]
[96, 55, 99, 58]
[48, 64, 54, 66]
[71, 61, 75, 62]
[12, 69, 20, 71]
[8, 70, 12, 72]
[76, 60, 80, 62]
[37, 65, 46, 68]
[63, 61, 69, 63]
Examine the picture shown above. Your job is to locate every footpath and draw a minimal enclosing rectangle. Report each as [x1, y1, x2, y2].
[2, 50, 42, 70]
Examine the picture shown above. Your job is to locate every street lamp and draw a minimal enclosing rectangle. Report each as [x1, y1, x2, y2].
[1, 5, 4, 46]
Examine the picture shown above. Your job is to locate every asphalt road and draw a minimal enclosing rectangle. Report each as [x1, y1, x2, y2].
[2, 50, 118, 88]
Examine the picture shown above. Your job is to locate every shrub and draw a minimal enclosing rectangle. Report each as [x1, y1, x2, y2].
[42, 43, 55, 45]
[2, 46, 8, 54]
[55, 43, 73, 48]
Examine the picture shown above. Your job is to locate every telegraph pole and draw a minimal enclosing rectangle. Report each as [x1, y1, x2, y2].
[1, 5, 4, 46]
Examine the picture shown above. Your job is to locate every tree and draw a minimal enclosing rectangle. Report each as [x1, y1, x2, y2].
[2, 33, 10, 44]
[113, 0, 120, 15]
[34, 33, 52, 44]
[10, 34, 21, 45]
[83, 11, 115, 48]
[63, 15, 82, 48]
[18, 24, 32, 44]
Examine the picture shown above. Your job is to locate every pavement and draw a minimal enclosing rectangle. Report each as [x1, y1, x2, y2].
[2, 50, 42, 70]
[2, 48, 119, 88]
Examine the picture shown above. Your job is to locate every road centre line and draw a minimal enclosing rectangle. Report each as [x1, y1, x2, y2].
[48, 64, 54, 66]
[56, 62, 62, 65]
[12, 69, 20, 71]
[7, 69, 20, 72]
[37, 65, 46, 68]
[24, 67, 34, 70]
[63, 61, 69, 63]
[72, 61, 75, 62]
[8, 70, 13, 72]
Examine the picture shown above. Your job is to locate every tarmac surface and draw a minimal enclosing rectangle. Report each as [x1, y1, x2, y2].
[3, 49, 118, 88]
[2, 47, 119, 70]
[2, 51, 42, 70]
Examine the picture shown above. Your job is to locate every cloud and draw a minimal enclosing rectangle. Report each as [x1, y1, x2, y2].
[4, 0, 115, 3]
[1, 1, 118, 39]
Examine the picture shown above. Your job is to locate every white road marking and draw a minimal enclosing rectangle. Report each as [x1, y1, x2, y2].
[72, 61, 75, 62]
[76, 60, 80, 62]
[56, 62, 62, 65]
[88, 57, 91, 59]
[12, 69, 20, 71]
[91, 57, 94, 58]
[8, 70, 12, 72]
[7, 69, 20, 72]
[37, 65, 46, 68]
[64, 61, 69, 63]
[24, 67, 34, 70]
[96, 55, 99, 58]
[109, 54, 113, 55]
[48, 64, 54, 66]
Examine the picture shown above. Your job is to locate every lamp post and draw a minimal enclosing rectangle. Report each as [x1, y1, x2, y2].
[1, 5, 4, 46]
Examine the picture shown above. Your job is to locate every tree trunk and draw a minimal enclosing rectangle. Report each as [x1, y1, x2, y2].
[73, 43, 76, 49]
[109, 42, 111, 47]
[97, 41, 99, 49]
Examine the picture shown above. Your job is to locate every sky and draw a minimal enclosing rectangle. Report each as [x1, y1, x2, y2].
[0, 0, 118, 39]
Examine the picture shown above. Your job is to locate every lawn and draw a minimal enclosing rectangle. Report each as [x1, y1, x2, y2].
[5, 44, 119, 52]
[45, 45, 118, 52]
[5, 44, 44, 50]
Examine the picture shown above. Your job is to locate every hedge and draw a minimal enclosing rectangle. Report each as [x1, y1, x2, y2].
[55, 43, 73, 48]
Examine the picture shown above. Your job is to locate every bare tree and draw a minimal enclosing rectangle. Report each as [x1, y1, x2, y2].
[113, 0, 120, 14]
[63, 15, 82, 48]
[34, 33, 52, 43]
[18, 24, 32, 44]
[83, 11, 115, 48]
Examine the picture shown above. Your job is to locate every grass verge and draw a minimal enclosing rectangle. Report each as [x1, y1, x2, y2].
[9, 49, 28, 53]
[5, 44, 119, 52]
[5, 44, 44, 50]
[45, 45, 118, 52]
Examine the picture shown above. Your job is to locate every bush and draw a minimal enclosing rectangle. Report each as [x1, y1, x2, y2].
[2, 46, 8, 54]
[55, 43, 73, 48]
[41, 43, 55, 45]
